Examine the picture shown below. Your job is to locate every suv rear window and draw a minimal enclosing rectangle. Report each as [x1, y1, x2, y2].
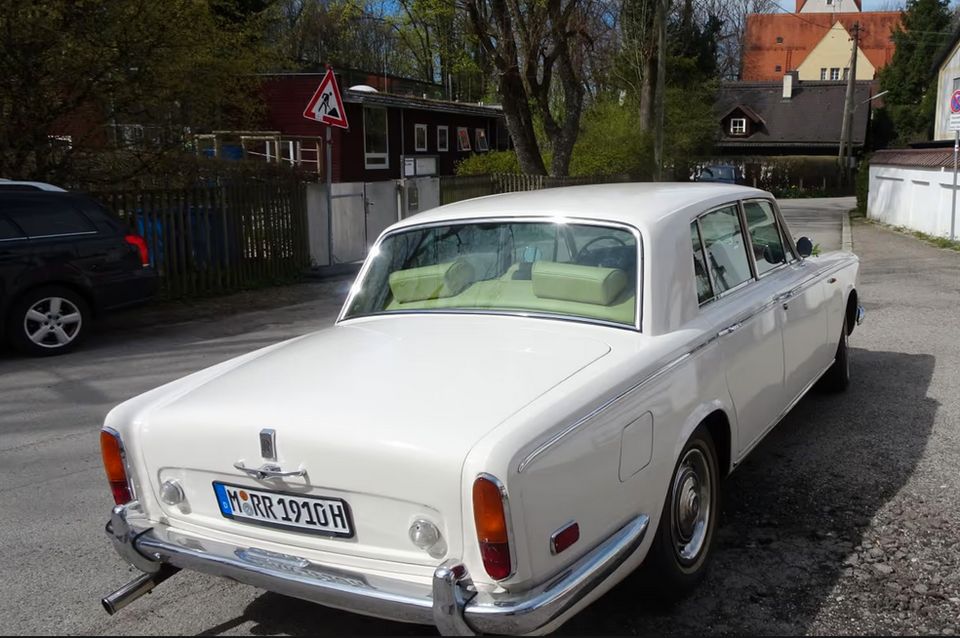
[0, 215, 25, 240]
[3, 198, 96, 237]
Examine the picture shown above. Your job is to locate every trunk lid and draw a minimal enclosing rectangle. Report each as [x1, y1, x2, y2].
[136, 316, 611, 566]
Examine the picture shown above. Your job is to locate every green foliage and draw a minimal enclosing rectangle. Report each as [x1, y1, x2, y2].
[455, 151, 522, 176]
[664, 81, 719, 174]
[856, 154, 872, 214]
[569, 99, 652, 178]
[878, 0, 953, 144]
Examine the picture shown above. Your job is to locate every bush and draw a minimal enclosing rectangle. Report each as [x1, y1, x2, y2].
[455, 150, 521, 176]
[570, 99, 652, 178]
[855, 154, 871, 216]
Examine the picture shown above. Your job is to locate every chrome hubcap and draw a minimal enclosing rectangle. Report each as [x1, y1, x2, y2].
[671, 448, 712, 564]
[23, 297, 81, 348]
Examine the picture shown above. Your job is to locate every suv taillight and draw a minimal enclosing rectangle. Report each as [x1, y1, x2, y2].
[100, 428, 133, 505]
[124, 234, 149, 267]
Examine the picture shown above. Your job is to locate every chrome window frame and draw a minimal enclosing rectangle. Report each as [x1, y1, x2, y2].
[336, 215, 644, 332]
[740, 198, 791, 279]
[690, 219, 716, 306]
[695, 201, 755, 304]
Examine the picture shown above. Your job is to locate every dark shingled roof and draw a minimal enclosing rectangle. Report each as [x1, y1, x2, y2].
[715, 81, 873, 149]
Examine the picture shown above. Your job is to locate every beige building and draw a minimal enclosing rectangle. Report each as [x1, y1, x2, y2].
[797, 0, 862, 12]
[796, 22, 876, 82]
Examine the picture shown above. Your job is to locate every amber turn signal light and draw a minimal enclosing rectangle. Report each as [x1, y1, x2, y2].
[100, 429, 133, 505]
[473, 475, 512, 580]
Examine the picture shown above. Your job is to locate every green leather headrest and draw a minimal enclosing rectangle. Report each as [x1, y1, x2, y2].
[532, 261, 627, 306]
[389, 260, 475, 303]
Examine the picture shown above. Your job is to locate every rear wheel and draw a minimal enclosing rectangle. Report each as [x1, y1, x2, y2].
[819, 325, 850, 393]
[641, 426, 720, 598]
[6, 286, 90, 356]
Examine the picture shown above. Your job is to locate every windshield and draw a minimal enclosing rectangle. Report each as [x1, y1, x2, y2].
[343, 220, 640, 328]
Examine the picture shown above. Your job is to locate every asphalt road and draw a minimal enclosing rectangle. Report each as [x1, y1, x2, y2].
[4, 196, 958, 635]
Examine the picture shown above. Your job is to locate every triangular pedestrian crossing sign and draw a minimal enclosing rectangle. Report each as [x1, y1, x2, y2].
[303, 68, 349, 129]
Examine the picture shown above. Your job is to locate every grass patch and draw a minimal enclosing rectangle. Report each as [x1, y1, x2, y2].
[862, 216, 960, 252]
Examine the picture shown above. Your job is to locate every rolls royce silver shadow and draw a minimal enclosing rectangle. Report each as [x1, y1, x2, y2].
[99, 183, 864, 635]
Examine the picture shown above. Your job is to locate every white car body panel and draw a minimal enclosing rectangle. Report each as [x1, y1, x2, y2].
[101, 183, 861, 634]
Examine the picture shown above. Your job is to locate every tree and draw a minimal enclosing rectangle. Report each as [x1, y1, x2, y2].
[464, 0, 596, 177]
[879, 0, 953, 144]
[0, 0, 270, 184]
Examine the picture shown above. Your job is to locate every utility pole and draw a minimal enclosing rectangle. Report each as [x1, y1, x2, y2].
[653, 0, 668, 181]
[838, 21, 861, 186]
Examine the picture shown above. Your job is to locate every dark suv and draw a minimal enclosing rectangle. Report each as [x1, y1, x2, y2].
[0, 189, 158, 355]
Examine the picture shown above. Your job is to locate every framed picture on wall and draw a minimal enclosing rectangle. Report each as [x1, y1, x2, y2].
[475, 128, 489, 152]
[457, 127, 471, 151]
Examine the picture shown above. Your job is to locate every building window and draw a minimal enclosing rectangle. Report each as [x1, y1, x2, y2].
[826, 0, 834, 5]
[842, 67, 850, 80]
[776, 36, 783, 44]
[363, 106, 389, 169]
[730, 118, 747, 135]
[475, 128, 489, 152]
[820, 68, 827, 80]
[775, 65, 782, 72]
[953, 77, 960, 92]
[830, 68, 840, 81]
[456, 127, 471, 151]
[414, 123, 428, 152]
[437, 126, 449, 152]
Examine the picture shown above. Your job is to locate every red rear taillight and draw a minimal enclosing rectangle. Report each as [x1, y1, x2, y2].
[473, 475, 512, 580]
[124, 234, 149, 267]
[100, 429, 133, 505]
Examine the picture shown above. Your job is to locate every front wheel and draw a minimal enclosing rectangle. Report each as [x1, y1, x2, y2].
[6, 286, 90, 356]
[641, 426, 720, 598]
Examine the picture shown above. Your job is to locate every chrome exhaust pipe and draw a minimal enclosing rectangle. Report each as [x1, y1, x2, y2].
[101, 564, 180, 615]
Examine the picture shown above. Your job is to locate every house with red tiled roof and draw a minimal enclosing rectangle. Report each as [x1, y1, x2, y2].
[742, 6, 901, 82]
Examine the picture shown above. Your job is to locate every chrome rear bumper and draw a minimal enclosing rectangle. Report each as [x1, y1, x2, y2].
[104, 503, 648, 636]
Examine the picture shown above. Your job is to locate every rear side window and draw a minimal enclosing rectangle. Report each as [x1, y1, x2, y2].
[698, 205, 753, 294]
[3, 198, 95, 238]
[690, 222, 714, 304]
[0, 215, 25, 240]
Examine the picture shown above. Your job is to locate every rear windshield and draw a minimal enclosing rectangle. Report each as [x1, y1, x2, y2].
[343, 220, 640, 328]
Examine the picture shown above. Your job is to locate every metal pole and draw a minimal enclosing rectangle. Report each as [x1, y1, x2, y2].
[952, 130, 958, 242]
[839, 22, 860, 186]
[326, 125, 334, 265]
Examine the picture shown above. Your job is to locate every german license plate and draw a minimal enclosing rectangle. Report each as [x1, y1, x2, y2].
[213, 482, 354, 538]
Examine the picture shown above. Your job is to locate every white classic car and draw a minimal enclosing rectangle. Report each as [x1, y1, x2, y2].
[100, 183, 863, 635]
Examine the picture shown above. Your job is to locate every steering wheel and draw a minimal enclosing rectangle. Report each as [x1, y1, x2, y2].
[574, 235, 628, 264]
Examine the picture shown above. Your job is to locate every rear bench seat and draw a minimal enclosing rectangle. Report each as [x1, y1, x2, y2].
[386, 260, 636, 326]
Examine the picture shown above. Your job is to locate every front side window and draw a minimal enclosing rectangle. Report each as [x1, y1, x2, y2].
[743, 200, 788, 276]
[344, 221, 639, 328]
[730, 118, 747, 135]
[698, 205, 752, 294]
[364, 106, 389, 168]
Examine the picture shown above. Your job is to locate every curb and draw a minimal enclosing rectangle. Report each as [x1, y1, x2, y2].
[842, 210, 853, 252]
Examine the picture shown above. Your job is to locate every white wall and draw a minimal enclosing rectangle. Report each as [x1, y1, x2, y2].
[934, 40, 960, 141]
[868, 164, 960, 238]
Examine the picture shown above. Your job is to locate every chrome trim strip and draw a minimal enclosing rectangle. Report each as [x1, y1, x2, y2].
[336, 215, 645, 332]
[28, 230, 98, 239]
[475, 472, 518, 580]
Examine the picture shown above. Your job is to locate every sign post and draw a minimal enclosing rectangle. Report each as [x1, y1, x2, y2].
[949, 90, 960, 241]
[303, 68, 350, 265]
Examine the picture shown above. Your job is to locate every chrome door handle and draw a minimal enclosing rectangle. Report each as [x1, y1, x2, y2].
[827, 277, 838, 284]
[233, 461, 306, 480]
[773, 291, 793, 303]
[718, 322, 743, 337]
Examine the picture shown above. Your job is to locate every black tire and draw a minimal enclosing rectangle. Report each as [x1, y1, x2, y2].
[6, 286, 90, 356]
[819, 325, 850, 393]
[640, 426, 720, 599]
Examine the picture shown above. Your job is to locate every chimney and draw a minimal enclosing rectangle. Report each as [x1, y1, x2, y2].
[782, 71, 798, 100]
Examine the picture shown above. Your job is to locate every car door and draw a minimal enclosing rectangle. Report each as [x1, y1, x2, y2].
[743, 199, 830, 405]
[0, 213, 33, 308]
[693, 204, 785, 454]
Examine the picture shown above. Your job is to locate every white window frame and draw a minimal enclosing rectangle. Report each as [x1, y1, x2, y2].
[830, 68, 840, 81]
[456, 127, 471, 152]
[820, 68, 827, 80]
[437, 125, 449, 152]
[414, 123, 428, 152]
[475, 128, 489, 152]
[730, 118, 747, 135]
[363, 106, 389, 170]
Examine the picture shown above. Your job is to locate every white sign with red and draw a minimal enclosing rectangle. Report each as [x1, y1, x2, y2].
[949, 89, 960, 131]
[303, 69, 349, 129]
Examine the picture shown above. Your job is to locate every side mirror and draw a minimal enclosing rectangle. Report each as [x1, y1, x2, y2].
[797, 236, 814, 258]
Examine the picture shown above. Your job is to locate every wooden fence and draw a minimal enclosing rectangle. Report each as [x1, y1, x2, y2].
[439, 173, 631, 206]
[92, 180, 310, 298]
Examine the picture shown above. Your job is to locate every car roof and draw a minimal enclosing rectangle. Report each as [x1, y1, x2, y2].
[0, 179, 67, 192]
[391, 182, 770, 232]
